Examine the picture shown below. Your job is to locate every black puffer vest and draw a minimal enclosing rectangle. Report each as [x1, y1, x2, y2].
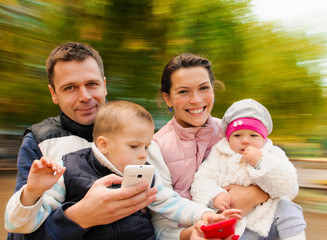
[62, 148, 155, 240]
[25, 111, 94, 144]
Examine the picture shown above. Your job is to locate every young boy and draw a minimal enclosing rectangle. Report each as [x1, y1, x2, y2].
[6, 100, 241, 239]
[191, 99, 306, 240]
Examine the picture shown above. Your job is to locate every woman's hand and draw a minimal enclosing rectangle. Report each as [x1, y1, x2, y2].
[224, 185, 269, 216]
[190, 220, 222, 240]
[191, 218, 240, 240]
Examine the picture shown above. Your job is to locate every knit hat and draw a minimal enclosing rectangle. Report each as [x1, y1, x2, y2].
[221, 99, 273, 140]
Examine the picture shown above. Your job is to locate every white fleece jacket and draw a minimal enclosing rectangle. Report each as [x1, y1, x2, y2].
[191, 137, 299, 237]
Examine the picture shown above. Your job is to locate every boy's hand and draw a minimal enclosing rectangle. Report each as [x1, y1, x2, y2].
[242, 146, 262, 166]
[21, 157, 66, 206]
[213, 192, 232, 211]
[201, 212, 226, 225]
[201, 209, 241, 225]
[221, 209, 242, 221]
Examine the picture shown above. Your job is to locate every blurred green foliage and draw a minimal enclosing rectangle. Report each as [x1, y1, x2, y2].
[1, 0, 327, 156]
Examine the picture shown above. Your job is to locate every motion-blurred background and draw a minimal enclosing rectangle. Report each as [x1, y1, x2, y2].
[1, 0, 326, 239]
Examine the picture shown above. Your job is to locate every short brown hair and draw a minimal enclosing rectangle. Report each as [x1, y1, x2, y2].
[46, 42, 104, 89]
[92, 101, 154, 140]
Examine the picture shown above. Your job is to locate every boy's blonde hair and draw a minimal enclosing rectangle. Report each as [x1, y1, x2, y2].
[93, 101, 154, 140]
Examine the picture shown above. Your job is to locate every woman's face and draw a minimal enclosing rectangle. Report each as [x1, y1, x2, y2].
[163, 66, 214, 128]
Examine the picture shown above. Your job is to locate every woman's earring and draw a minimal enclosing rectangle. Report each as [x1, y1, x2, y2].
[213, 99, 215, 103]
[168, 107, 173, 112]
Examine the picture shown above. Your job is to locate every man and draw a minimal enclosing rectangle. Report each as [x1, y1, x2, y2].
[7, 42, 157, 240]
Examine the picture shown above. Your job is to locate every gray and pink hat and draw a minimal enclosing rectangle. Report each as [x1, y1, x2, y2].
[221, 99, 273, 140]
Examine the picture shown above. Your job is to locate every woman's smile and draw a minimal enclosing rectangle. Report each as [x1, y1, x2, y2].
[186, 106, 206, 114]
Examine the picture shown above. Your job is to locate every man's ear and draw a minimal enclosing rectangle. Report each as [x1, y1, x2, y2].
[103, 77, 108, 97]
[162, 92, 172, 108]
[48, 84, 58, 104]
[97, 136, 109, 155]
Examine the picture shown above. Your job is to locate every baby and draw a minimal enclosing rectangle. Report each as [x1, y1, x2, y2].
[191, 99, 306, 240]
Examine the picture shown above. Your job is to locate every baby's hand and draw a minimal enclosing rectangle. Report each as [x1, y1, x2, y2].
[213, 192, 232, 212]
[242, 146, 262, 166]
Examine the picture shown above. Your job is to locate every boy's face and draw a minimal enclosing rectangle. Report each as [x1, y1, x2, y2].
[228, 129, 265, 154]
[100, 119, 154, 173]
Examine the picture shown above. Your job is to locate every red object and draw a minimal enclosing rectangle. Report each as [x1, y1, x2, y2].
[200, 218, 237, 239]
[232, 235, 240, 240]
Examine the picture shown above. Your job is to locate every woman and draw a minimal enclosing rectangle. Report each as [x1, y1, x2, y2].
[147, 53, 269, 239]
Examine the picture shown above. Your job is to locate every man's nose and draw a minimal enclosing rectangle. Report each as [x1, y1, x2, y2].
[79, 87, 91, 102]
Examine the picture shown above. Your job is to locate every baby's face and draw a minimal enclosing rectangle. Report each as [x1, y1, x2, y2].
[104, 119, 154, 173]
[228, 129, 265, 154]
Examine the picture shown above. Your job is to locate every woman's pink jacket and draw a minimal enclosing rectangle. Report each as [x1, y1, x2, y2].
[152, 115, 224, 199]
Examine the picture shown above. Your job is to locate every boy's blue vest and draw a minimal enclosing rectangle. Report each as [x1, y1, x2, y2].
[63, 148, 155, 240]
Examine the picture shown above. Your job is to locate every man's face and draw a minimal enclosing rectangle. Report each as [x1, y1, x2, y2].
[49, 57, 107, 125]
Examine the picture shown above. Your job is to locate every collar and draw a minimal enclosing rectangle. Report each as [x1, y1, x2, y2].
[172, 115, 215, 141]
[60, 111, 94, 142]
[91, 143, 123, 177]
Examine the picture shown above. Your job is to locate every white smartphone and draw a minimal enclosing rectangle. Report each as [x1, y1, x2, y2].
[122, 165, 155, 188]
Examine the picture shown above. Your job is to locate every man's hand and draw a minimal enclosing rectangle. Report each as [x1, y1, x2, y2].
[64, 174, 158, 228]
[224, 185, 269, 216]
[242, 146, 262, 166]
[21, 157, 66, 206]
